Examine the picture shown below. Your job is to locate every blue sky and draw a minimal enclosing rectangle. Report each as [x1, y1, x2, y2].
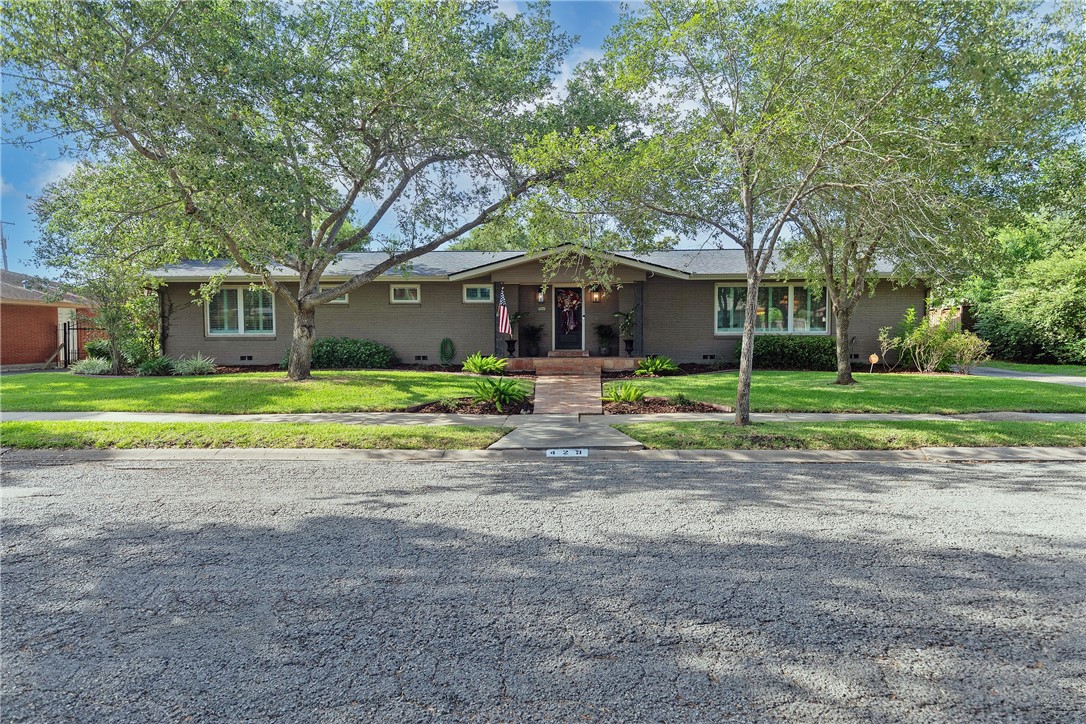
[0, 1, 627, 275]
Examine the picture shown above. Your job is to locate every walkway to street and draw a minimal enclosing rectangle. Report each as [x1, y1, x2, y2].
[963, 366, 1086, 388]
[531, 374, 602, 414]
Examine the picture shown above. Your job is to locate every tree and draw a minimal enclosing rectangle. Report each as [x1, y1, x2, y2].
[32, 159, 215, 373]
[551, 0, 1063, 423]
[2, 0, 582, 379]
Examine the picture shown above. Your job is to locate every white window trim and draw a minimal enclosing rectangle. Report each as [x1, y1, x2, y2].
[205, 287, 276, 337]
[462, 284, 493, 304]
[320, 285, 349, 305]
[713, 282, 829, 336]
[390, 283, 421, 304]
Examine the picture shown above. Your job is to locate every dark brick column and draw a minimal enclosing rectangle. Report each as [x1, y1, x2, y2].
[634, 282, 644, 356]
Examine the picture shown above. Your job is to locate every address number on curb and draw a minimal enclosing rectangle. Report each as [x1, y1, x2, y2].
[545, 448, 589, 458]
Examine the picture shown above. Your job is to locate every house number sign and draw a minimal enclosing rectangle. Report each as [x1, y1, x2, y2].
[545, 448, 589, 458]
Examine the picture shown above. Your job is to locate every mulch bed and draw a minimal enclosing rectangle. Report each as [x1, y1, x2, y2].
[603, 363, 738, 380]
[604, 396, 730, 414]
[405, 397, 534, 415]
[214, 364, 282, 374]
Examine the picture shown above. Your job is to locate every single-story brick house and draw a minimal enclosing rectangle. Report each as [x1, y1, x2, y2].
[153, 248, 926, 369]
[0, 269, 94, 370]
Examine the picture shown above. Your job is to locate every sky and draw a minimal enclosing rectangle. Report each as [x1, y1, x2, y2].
[0, 1, 628, 276]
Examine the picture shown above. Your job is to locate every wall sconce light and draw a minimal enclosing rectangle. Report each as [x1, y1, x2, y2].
[590, 287, 602, 303]
[536, 287, 546, 304]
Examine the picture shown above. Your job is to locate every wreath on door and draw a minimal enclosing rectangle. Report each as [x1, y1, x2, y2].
[556, 289, 581, 334]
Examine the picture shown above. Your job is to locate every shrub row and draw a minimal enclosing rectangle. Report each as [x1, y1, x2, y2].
[285, 337, 396, 370]
[735, 335, 837, 371]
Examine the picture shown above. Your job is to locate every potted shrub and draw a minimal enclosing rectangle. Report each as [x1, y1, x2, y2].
[506, 312, 528, 356]
[614, 307, 638, 357]
[595, 323, 616, 356]
[521, 323, 544, 357]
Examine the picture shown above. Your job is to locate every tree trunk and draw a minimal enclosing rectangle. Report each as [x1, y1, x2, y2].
[734, 277, 760, 426]
[287, 305, 316, 381]
[834, 305, 855, 385]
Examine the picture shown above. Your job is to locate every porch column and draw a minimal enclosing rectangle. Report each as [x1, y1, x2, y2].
[634, 281, 644, 356]
[493, 282, 503, 356]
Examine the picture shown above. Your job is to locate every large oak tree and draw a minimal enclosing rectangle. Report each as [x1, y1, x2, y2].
[3, 0, 587, 379]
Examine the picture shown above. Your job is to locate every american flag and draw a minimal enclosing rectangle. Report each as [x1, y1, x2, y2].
[497, 286, 512, 337]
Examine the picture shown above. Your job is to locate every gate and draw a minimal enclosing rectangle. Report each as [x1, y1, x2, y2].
[61, 321, 103, 367]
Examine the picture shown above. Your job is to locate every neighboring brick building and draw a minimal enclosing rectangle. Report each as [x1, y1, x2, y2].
[0, 270, 94, 369]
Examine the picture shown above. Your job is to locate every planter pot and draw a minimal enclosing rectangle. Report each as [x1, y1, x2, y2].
[599, 345, 611, 357]
[505, 339, 518, 357]
[623, 339, 635, 357]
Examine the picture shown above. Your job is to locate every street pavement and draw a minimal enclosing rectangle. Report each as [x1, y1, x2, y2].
[2, 459, 1083, 722]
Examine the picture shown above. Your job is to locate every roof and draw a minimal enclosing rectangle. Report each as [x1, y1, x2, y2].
[0, 270, 92, 307]
[152, 247, 896, 282]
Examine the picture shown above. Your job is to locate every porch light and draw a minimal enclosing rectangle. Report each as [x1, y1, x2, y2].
[590, 287, 602, 303]
[536, 287, 546, 304]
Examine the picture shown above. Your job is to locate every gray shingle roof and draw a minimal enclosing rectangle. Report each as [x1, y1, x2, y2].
[152, 247, 895, 280]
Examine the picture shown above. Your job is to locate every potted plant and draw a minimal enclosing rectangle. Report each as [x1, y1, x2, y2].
[521, 323, 544, 357]
[613, 306, 638, 357]
[595, 323, 616, 356]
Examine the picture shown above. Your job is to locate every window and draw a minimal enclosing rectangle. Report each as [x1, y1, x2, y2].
[320, 285, 348, 305]
[207, 288, 275, 336]
[715, 284, 828, 335]
[390, 284, 420, 304]
[463, 285, 492, 303]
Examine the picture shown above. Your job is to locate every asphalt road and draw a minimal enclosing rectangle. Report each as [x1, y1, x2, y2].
[2, 459, 1083, 722]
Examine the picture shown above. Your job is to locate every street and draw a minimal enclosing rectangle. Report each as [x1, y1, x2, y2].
[2, 459, 1083, 722]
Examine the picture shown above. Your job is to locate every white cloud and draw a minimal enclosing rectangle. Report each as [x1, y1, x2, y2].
[31, 159, 80, 190]
[494, 1, 522, 17]
[0, 176, 14, 196]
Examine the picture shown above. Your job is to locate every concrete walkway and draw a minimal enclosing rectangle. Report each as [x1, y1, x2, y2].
[962, 366, 1086, 388]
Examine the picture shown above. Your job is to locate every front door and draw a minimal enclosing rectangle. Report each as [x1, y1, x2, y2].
[554, 287, 583, 350]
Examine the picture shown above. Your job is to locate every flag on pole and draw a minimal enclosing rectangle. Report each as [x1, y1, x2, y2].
[497, 286, 512, 337]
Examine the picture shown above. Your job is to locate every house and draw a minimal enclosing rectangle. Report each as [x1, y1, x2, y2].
[0, 269, 95, 370]
[153, 248, 926, 369]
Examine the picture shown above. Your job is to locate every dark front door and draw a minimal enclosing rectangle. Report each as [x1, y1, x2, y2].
[554, 287, 583, 350]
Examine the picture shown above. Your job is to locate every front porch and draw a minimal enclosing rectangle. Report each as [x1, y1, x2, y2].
[505, 355, 643, 374]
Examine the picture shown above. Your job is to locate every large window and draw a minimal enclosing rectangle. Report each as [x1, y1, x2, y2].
[462, 284, 492, 303]
[715, 284, 827, 335]
[206, 288, 276, 336]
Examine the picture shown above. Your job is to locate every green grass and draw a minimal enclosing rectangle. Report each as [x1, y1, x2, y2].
[0, 370, 523, 414]
[615, 420, 1086, 450]
[0, 421, 509, 450]
[981, 360, 1086, 377]
[635, 371, 1085, 414]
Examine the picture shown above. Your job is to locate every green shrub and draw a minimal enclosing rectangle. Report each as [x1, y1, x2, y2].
[667, 392, 694, 406]
[84, 338, 111, 359]
[945, 332, 991, 374]
[136, 356, 177, 376]
[602, 382, 646, 403]
[974, 247, 1086, 364]
[880, 308, 991, 373]
[174, 352, 217, 376]
[634, 355, 680, 376]
[121, 337, 156, 367]
[471, 377, 528, 411]
[292, 337, 396, 369]
[463, 352, 508, 375]
[70, 357, 113, 375]
[735, 335, 836, 371]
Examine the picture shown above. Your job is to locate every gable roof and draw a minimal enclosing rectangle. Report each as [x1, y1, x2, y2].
[152, 247, 897, 282]
[0, 270, 91, 307]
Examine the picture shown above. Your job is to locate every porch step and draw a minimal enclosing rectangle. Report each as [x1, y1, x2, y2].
[547, 350, 590, 358]
[534, 357, 602, 375]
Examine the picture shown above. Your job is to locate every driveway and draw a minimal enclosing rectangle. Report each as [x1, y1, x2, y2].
[2, 459, 1083, 721]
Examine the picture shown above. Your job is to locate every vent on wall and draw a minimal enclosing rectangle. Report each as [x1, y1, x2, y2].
[240, 355, 253, 361]
[850, 353, 860, 360]
[414, 355, 428, 361]
[702, 354, 717, 360]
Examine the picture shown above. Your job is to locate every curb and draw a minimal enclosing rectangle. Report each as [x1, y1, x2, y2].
[2, 446, 1083, 465]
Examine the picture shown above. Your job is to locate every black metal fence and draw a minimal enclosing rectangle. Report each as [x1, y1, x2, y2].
[61, 321, 102, 367]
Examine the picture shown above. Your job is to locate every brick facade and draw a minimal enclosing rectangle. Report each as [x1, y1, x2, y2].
[1, 303, 60, 365]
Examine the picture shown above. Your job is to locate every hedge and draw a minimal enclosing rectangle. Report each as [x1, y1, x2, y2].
[735, 335, 837, 371]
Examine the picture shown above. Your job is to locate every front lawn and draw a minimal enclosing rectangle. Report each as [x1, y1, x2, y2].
[616, 420, 1086, 450]
[635, 371, 1086, 414]
[981, 360, 1086, 377]
[0, 421, 508, 450]
[0, 370, 521, 414]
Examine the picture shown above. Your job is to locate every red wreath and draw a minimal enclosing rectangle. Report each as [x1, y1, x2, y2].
[556, 289, 581, 334]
